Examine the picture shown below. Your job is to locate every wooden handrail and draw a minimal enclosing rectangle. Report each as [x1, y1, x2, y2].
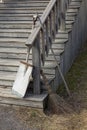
[25, 0, 70, 94]
[26, 0, 57, 46]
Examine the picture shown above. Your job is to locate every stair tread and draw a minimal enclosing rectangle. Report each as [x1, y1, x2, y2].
[66, 20, 74, 24]
[0, 87, 48, 102]
[54, 38, 68, 43]
[0, 38, 27, 42]
[0, 14, 43, 16]
[0, 21, 33, 23]
[0, 2, 48, 8]
[0, 59, 20, 66]
[0, 29, 31, 32]
[0, 71, 16, 81]
[67, 8, 78, 13]
[2, 1, 49, 4]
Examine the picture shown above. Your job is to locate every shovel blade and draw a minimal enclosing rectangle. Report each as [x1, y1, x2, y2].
[12, 63, 33, 98]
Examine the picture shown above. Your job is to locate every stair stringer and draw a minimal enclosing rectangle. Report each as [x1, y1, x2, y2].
[64, 0, 87, 73]
[49, 0, 87, 91]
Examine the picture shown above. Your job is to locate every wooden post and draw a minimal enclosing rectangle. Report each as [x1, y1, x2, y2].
[60, 0, 66, 31]
[32, 34, 41, 94]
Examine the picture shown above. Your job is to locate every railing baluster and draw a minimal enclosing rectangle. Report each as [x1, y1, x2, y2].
[49, 13, 53, 40]
[52, 6, 56, 37]
[45, 19, 50, 56]
[58, 0, 61, 29]
[55, 1, 59, 31]
[41, 27, 46, 65]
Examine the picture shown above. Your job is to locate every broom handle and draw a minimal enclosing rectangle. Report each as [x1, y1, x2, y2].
[26, 47, 31, 63]
[50, 47, 70, 96]
[36, 13, 70, 96]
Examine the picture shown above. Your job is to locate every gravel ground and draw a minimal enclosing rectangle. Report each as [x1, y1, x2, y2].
[0, 106, 30, 130]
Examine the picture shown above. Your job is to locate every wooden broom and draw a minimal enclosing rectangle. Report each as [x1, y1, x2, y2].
[40, 70, 73, 114]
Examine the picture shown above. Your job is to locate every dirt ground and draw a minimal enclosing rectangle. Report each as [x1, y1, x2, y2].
[0, 42, 87, 130]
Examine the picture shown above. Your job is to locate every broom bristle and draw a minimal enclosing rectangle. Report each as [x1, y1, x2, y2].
[48, 93, 73, 114]
[41, 70, 73, 114]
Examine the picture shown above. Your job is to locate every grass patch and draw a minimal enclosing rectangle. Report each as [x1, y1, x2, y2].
[57, 43, 87, 96]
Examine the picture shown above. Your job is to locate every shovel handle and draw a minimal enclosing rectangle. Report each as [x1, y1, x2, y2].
[20, 61, 33, 67]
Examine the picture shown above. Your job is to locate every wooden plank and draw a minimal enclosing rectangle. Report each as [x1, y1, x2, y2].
[0, 59, 20, 66]
[0, 80, 13, 87]
[54, 38, 68, 44]
[0, 38, 26, 42]
[0, 3, 49, 8]
[0, 97, 43, 108]
[0, 7, 46, 10]
[0, 87, 48, 102]
[0, 71, 16, 81]
[0, 29, 31, 32]
[0, 47, 27, 53]
[0, 10, 44, 14]
[32, 36, 41, 94]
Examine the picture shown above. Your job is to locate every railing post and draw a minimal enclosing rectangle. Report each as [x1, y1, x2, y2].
[60, 0, 66, 30]
[32, 34, 41, 94]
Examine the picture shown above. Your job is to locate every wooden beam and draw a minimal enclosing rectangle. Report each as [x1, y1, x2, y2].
[32, 35, 41, 94]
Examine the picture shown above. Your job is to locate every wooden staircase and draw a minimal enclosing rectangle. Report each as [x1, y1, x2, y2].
[0, 0, 83, 109]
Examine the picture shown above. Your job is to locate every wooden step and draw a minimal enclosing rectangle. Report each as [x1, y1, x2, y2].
[66, 15, 75, 21]
[54, 38, 68, 44]
[56, 31, 68, 39]
[0, 10, 44, 14]
[0, 13, 42, 17]
[0, 71, 16, 81]
[0, 3, 49, 8]
[0, 31, 30, 37]
[0, 38, 27, 43]
[69, 1, 81, 8]
[0, 7, 46, 10]
[0, 16, 34, 21]
[2, 0, 50, 4]
[0, 87, 48, 109]
[67, 8, 78, 13]
[0, 24, 32, 29]
[66, 20, 74, 24]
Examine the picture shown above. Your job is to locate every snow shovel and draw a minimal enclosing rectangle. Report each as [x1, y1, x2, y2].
[12, 48, 33, 98]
